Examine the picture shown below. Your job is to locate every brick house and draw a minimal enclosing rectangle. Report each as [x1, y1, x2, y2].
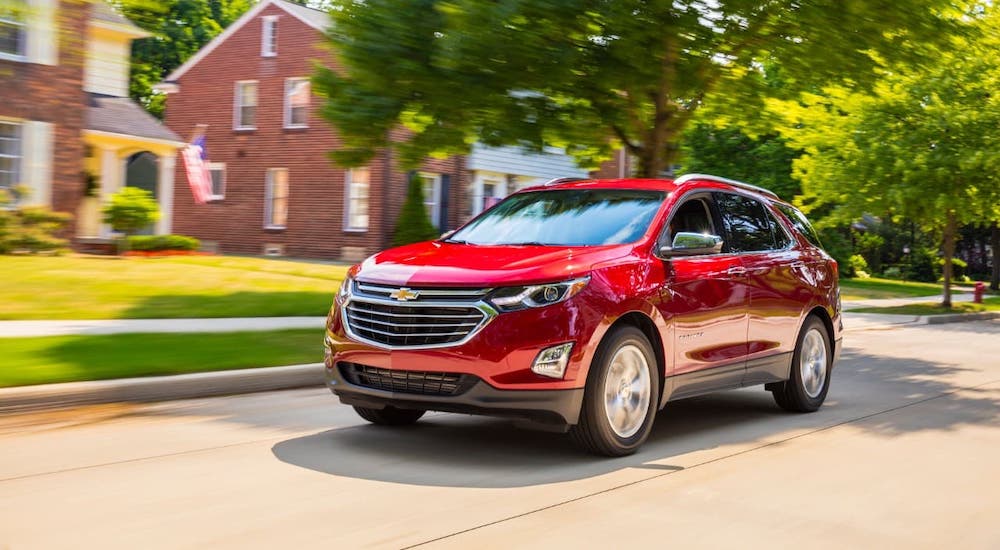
[158, 0, 628, 261]
[1, 0, 183, 244]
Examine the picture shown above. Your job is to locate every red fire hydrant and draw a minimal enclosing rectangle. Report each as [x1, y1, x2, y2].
[974, 282, 985, 304]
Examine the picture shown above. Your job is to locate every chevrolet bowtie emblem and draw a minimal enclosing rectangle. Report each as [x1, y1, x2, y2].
[389, 287, 420, 301]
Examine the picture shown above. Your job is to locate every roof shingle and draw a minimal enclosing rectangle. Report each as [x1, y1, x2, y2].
[86, 94, 183, 143]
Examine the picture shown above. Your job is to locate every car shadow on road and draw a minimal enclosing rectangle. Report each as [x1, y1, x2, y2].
[272, 344, 1000, 488]
[271, 391, 785, 488]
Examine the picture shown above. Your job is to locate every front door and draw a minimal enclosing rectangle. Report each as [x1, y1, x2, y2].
[656, 194, 750, 399]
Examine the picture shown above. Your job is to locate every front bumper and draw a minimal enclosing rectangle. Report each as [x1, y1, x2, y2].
[326, 365, 585, 426]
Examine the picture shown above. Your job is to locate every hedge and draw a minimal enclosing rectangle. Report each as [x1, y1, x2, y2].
[127, 234, 201, 252]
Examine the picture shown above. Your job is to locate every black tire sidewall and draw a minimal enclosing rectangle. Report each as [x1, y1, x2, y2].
[789, 316, 832, 410]
[586, 326, 659, 452]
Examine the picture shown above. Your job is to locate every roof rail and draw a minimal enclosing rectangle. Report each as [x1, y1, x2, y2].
[673, 173, 779, 199]
[543, 177, 587, 186]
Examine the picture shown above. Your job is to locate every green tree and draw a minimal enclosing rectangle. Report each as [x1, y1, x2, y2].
[316, 0, 962, 176]
[392, 173, 439, 246]
[770, 17, 1000, 307]
[112, 0, 253, 118]
[102, 187, 161, 253]
[679, 124, 800, 199]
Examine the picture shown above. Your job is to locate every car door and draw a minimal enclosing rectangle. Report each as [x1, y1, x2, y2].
[656, 193, 750, 398]
[713, 192, 806, 385]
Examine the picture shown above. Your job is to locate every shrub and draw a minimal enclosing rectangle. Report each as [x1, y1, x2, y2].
[882, 266, 903, 280]
[127, 234, 200, 252]
[392, 172, 439, 247]
[906, 248, 939, 283]
[0, 188, 71, 255]
[102, 188, 160, 253]
[847, 254, 869, 280]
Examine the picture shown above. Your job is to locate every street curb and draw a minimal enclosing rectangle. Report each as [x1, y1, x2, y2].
[0, 363, 326, 415]
[924, 311, 1000, 325]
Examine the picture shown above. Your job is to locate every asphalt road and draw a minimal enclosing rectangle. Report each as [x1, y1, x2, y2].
[2, 319, 999, 549]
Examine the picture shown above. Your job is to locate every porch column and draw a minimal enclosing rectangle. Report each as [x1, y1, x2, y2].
[156, 152, 176, 235]
[98, 145, 122, 238]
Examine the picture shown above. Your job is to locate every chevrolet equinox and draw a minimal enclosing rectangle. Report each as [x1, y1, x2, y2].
[324, 173, 842, 456]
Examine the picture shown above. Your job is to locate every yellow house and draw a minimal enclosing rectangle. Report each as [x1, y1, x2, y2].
[0, 1, 183, 242]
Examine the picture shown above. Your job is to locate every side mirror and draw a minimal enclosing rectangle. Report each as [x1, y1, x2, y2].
[659, 232, 724, 257]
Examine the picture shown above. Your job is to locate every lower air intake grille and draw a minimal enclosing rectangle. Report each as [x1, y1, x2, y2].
[339, 363, 475, 396]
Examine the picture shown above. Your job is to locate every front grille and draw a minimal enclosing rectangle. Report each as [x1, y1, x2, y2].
[343, 282, 493, 348]
[339, 363, 474, 396]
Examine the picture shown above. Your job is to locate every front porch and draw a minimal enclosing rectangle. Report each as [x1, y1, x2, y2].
[76, 95, 185, 240]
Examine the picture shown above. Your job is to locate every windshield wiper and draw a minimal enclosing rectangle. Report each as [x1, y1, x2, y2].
[507, 241, 550, 246]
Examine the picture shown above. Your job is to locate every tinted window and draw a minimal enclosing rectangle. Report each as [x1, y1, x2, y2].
[767, 209, 792, 249]
[775, 204, 824, 248]
[668, 198, 716, 242]
[713, 193, 774, 252]
[449, 189, 666, 246]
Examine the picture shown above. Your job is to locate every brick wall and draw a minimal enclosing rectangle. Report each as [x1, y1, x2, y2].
[0, 0, 88, 233]
[164, 4, 465, 261]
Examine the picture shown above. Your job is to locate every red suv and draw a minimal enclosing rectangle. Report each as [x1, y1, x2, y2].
[324, 174, 841, 456]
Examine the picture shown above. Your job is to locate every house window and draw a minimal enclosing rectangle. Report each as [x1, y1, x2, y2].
[284, 78, 310, 128]
[261, 16, 277, 57]
[234, 81, 257, 129]
[344, 167, 370, 231]
[418, 172, 442, 228]
[207, 162, 226, 201]
[0, 121, 21, 191]
[0, 8, 25, 60]
[265, 168, 288, 228]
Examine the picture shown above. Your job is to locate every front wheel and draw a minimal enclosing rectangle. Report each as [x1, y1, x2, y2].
[353, 406, 425, 426]
[772, 316, 832, 412]
[570, 326, 658, 457]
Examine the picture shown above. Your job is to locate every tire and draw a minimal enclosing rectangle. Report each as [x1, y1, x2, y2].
[772, 315, 832, 412]
[353, 406, 425, 426]
[570, 326, 659, 457]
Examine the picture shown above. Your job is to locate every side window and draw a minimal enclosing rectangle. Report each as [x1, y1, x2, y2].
[766, 208, 792, 249]
[713, 192, 774, 252]
[775, 204, 824, 248]
[667, 197, 716, 244]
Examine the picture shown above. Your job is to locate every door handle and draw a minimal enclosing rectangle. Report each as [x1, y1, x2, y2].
[727, 266, 747, 276]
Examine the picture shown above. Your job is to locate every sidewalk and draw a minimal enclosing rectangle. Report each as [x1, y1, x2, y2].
[0, 317, 327, 338]
[842, 292, 975, 310]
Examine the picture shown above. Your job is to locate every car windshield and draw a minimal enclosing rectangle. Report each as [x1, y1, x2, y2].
[447, 189, 667, 246]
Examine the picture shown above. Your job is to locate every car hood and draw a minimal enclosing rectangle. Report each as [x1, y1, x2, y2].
[356, 241, 634, 287]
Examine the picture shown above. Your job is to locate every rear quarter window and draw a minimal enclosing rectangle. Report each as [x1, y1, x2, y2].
[775, 204, 823, 248]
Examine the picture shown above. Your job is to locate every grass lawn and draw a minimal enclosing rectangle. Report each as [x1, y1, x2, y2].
[850, 297, 1000, 316]
[838, 277, 958, 301]
[0, 255, 348, 320]
[0, 329, 324, 388]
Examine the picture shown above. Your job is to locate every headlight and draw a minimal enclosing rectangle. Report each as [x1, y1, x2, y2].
[336, 275, 354, 304]
[488, 276, 590, 312]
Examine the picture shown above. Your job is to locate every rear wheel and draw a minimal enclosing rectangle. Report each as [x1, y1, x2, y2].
[570, 326, 658, 457]
[772, 316, 832, 412]
[353, 406, 425, 426]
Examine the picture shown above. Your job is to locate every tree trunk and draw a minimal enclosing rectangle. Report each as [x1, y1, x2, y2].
[941, 210, 957, 308]
[636, 137, 681, 178]
[991, 220, 1000, 291]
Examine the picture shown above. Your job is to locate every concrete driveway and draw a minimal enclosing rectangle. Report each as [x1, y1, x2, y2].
[1, 320, 998, 549]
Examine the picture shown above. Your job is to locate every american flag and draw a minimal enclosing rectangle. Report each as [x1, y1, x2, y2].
[181, 135, 213, 204]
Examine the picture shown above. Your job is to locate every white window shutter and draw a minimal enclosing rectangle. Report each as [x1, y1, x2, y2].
[26, 0, 58, 66]
[21, 121, 54, 206]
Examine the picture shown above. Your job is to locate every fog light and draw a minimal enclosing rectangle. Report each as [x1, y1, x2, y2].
[531, 343, 574, 379]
